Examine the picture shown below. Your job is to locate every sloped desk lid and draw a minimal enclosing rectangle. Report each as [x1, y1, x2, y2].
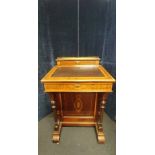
[41, 57, 115, 82]
[52, 66, 103, 77]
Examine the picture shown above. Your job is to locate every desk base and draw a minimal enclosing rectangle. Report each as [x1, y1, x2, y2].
[52, 122, 105, 144]
[50, 92, 109, 144]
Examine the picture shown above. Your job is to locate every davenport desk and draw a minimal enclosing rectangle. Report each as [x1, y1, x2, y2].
[41, 57, 115, 144]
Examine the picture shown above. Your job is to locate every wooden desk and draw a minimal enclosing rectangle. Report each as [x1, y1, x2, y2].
[41, 57, 115, 144]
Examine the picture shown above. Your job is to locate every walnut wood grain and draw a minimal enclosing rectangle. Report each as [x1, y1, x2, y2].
[41, 57, 115, 144]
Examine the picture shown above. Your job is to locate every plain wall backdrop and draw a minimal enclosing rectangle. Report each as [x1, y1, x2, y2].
[38, 0, 116, 120]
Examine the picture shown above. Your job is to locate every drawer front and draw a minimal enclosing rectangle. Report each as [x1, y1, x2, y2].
[44, 82, 113, 92]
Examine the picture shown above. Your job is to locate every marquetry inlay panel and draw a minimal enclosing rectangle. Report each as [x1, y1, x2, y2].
[73, 94, 83, 113]
[61, 92, 96, 116]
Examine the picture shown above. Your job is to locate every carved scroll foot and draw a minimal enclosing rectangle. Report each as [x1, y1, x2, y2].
[95, 123, 105, 144]
[52, 123, 62, 144]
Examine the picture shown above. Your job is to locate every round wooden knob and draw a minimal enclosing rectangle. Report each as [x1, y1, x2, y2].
[55, 124, 58, 129]
[52, 105, 56, 109]
[101, 100, 106, 105]
[51, 100, 55, 104]
[100, 105, 105, 109]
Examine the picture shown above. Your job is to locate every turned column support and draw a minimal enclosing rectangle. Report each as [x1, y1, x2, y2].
[49, 93, 62, 144]
[96, 92, 109, 144]
[99, 92, 109, 123]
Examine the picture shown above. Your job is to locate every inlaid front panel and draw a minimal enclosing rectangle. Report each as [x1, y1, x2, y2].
[61, 93, 96, 116]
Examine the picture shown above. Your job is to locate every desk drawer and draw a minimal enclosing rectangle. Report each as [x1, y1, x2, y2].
[44, 82, 113, 92]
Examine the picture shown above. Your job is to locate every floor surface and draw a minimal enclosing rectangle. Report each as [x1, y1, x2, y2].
[38, 113, 116, 155]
